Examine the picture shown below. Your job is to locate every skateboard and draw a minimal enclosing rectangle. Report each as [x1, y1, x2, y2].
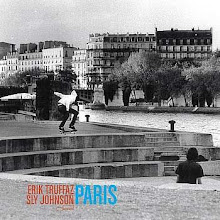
[59, 128, 77, 134]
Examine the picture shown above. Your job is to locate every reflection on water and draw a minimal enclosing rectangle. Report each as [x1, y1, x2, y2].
[79, 109, 220, 147]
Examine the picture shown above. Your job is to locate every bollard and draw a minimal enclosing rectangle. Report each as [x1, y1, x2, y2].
[85, 114, 90, 122]
[168, 120, 176, 132]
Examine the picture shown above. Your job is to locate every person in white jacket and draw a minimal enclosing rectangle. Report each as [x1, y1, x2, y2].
[54, 90, 78, 131]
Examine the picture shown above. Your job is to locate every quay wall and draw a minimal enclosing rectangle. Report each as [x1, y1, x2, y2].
[105, 106, 220, 114]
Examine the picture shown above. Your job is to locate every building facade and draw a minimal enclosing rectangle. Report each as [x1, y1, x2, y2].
[156, 28, 212, 59]
[19, 51, 43, 72]
[0, 57, 7, 84]
[86, 33, 156, 87]
[72, 49, 87, 88]
[0, 41, 77, 84]
[42, 46, 76, 72]
[0, 42, 15, 59]
[6, 52, 19, 74]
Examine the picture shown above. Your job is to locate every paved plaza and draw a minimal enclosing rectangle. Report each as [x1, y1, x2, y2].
[0, 120, 128, 138]
[0, 174, 220, 220]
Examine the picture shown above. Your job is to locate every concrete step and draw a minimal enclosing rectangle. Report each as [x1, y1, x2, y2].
[144, 132, 177, 138]
[164, 171, 176, 176]
[0, 115, 15, 120]
[164, 166, 176, 172]
[7, 161, 164, 179]
[154, 151, 185, 156]
[0, 134, 170, 154]
[0, 147, 154, 172]
[145, 137, 178, 142]
[155, 146, 184, 152]
[0, 133, 181, 156]
[154, 155, 181, 161]
[163, 161, 181, 166]
[145, 141, 180, 147]
[154, 149, 185, 153]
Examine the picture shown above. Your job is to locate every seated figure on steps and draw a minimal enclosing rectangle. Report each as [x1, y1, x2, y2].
[175, 147, 204, 184]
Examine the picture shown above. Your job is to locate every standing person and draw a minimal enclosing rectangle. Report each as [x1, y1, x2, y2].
[54, 90, 78, 131]
[175, 147, 204, 184]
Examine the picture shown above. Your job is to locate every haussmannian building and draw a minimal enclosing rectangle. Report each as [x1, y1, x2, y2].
[42, 46, 76, 73]
[0, 57, 7, 84]
[0, 41, 77, 84]
[72, 49, 87, 88]
[86, 33, 156, 87]
[156, 28, 212, 60]
[19, 51, 43, 72]
[6, 52, 19, 74]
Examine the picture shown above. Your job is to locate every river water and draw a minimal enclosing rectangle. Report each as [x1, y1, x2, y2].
[79, 108, 220, 147]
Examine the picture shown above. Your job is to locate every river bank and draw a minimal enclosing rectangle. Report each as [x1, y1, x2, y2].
[105, 106, 220, 114]
[79, 109, 220, 147]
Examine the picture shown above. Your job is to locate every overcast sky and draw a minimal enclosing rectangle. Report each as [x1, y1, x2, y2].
[0, 0, 219, 49]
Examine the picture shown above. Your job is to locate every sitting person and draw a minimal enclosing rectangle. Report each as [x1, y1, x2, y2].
[175, 147, 204, 184]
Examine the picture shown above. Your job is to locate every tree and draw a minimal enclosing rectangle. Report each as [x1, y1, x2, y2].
[103, 80, 118, 105]
[2, 69, 44, 87]
[154, 66, 187, 106]
[110, 51, 161, 105]
[182, 56, 220, 107]
[55, 69, 77, 83]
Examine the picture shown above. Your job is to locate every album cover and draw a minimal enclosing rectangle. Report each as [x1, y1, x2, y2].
[0, 1, 220, 219]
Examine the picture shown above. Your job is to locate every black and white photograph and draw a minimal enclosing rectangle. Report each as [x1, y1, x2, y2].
[0, 0, 220, 219]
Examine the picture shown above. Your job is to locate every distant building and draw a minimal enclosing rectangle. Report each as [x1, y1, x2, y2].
[0, 57, 7, 84]
[86, 33, 156, 87]
[42, 46, 76, 72]
[156, 28, 212, 59]
[6, 52, 19, 74]
[19, 51, 43, 72]
[0, 42, 15, 59]
[43, 41, 69, 49]
[19, 43, 38, 54]
[72, 49, 87, 88]
[0, 41, 77, 85]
